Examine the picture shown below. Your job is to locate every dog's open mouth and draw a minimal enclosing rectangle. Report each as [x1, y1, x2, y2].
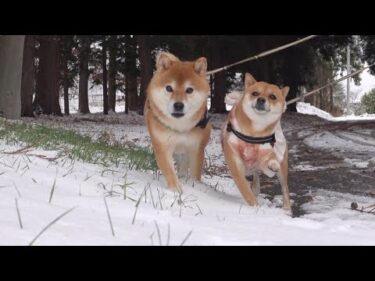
[171, 112, 185, 118]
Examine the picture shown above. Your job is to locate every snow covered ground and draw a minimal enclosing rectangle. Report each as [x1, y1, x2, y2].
[60, 85, 126, 114]
[1, 95, 375, 245]
[1, 110, 375, 245]
[296, 102, 375, 171]
[1, 140, 375, 245]
[297, 102, 375, 121]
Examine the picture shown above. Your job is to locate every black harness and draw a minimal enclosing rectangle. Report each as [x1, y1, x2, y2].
[195, 109, 211, 129]
[226, 122, 276, 147]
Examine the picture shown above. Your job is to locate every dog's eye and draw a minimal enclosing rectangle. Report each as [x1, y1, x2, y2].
[186, 87, 194, 94]
[252, 92, 260, 97]
[166, 85, 173, 92]
[269, 94, 277, 100]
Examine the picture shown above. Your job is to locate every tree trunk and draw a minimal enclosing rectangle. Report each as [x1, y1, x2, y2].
[78, 37, 90, 114]
[21, 35, 35, 117]
[108, 36, 117, 113]
[319, 64, 323, 110]
[184, 35, 198, 59]
[313, 91, 317, 107]
[329, 85, 334, 113]
[125, 35, 138, 113]
[212, 71, 227, 113]
[209, 74, 214, 107]
[0, 35, 25, 120]
[256, 36, 271, 82]
[317, 92, 321, 109]
[137, 35, 152, 112]
[283, 50, 298, 112]
[35, 36, 62, 115]
[63, 57, 70, 115]
[210, 40, 226, 113]
[102, 39, 108, 115]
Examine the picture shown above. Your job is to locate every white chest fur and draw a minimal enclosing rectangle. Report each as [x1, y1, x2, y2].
[150, 125, 200, 154]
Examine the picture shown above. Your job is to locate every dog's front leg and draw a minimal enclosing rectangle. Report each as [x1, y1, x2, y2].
[252, 171, 261, 196]
[154, 146, 182, 193]
[189, 145, 205, 181]
[277, 149, 291, 211]
[259, 151, 280, 176]
[175, 153, 189, 179]
[224, 142, 258, 206]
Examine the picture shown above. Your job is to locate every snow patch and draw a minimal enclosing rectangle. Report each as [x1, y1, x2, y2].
[304, 131, 375, 153]
[297, 102, 375, 121]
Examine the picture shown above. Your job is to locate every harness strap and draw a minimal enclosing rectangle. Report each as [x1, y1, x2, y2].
[226, 122, 275, 147]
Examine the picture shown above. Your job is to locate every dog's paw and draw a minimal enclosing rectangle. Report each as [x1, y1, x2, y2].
[283, 203, 292, 209]
[245, 197, 259, 207]
[282, 206, 293, 216]
[268, 159, 280, 172]
[167, 182, 183, 194]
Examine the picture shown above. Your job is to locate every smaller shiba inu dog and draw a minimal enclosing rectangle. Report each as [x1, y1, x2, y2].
[221, 73, 291, 210]
[145, 52, 211, 193]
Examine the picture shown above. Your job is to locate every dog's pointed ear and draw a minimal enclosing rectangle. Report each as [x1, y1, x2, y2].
[225, 91, 243, 105]
[281, 86, 290, 99]
[156, 52, 179, 72]
[245, 73, 257, 89]
[194, 57, 207, 76]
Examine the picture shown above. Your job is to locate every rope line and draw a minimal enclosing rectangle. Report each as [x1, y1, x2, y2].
[207, 35, 319, 75]
[286, 63, 375, 105]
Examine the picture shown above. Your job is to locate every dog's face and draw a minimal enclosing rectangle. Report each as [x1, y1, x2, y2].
[241, 73, 289, 128]
[147, 52, 209, 125]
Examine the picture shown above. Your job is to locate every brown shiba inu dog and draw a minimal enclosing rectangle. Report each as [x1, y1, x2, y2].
[145, 52, 211, 193]
[221, 73, 291, 210]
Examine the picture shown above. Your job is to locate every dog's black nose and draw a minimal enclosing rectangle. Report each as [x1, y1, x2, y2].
[257, 97, 266, 104]
[173, 102, 184, 111]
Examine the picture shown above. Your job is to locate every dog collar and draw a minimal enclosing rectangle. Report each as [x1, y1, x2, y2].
[226, 122, 276, 147]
